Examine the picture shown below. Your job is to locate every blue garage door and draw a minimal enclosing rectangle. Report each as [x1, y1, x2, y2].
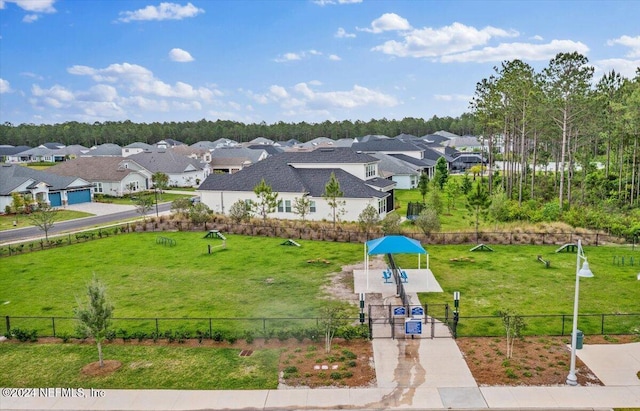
[49, 192, 62, 207]
[67, 189, 91, 205]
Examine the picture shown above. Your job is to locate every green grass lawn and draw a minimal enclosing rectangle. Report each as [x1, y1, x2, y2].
[0, 233, 362, 335]
[95, 192, 192, 205]
[0, 343, 280, 389]
[0, 210, 93, 231]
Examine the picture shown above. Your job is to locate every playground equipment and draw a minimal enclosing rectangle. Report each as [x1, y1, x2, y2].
[613, 256, 636, 266]
[537, 255, 551, 268]
[556, 243, 578, 253]
[470, 243, 493, 252]
[207, 241, 226, 254]
[156, 236, 176, 247]
[281, 239, 301, 246]
[204, 230, 226, 240]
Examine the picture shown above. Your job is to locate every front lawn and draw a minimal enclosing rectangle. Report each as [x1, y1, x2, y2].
[0, 210, 93, 231]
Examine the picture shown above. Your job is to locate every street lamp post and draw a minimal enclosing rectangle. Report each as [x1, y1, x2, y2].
[566, 239, 594, 386]
[154, 189, 159, 218]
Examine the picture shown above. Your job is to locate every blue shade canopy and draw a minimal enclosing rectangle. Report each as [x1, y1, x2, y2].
[366, 236, 427, 255]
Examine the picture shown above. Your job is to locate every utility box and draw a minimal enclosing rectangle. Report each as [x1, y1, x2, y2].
[575, 330, 584, 350]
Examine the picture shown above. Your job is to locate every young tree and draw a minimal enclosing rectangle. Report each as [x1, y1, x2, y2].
[189, 202, 211, 226]
[323, 172, 345, 228]
[381, 212, 402, 235]
[135, 195, 154, 220]
[170, 197, 192, 217]
[427, 187, 443, 214]
[319, 306, 349, 353]
[417, 172, 430, 203]
[228, 199, 250, 223]
[253, 178, 278, 221]
[434, 157, 449, 189]
[498, 309, 527, 359]
[293, 196, 311, 222]
[358, 204, 380, 238]
[10, 192, 25, 223]
[443, 178, 461, 213]
[75, 275, 114, 368]
[414, 208, 440, 235]
[28, 203, 57, 241]
[151, 172, 169, 193]
[461, 172, 472, 195]
[466, 182, 492, 242]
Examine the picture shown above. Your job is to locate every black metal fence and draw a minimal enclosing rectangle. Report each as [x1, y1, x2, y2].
[2, 311, 638, 340]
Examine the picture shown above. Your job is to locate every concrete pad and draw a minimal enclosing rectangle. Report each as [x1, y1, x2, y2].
[81, 389, 141, 410]
[438, 387, 487, 408]
[263, 389, 307, 409]
[348, 387, 389, 407]
[129, 389, 179, 410]
[172, 390, 223, 410]
[354, 269, 443, 294]
[213, 390, 269, 409]
[306, 388, 350, 407]
[372, 338, 400, 388]
[577, 342, 640, 386]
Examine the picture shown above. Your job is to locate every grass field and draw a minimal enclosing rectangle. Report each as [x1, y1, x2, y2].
[0, 210, 93, 231]
[1, 232, 638, 337]
[0, 343, 279, 389]
[0, 233, 362, 336]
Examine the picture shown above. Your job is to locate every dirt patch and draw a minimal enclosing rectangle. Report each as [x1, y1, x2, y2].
[278, 339, 375, 388]
[81, 360, 122, 377]
[456, 334, 638, 386]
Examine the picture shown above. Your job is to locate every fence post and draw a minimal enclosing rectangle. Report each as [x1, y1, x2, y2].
[5, 316, 9, 334]
[601, 314, 605, 335]
[263, 318, 266, 332]
[52, 317, 56, 337]
[155, 318, 159, 336]
[561, 314, 565, 336]
[209, 318, 213, 339]
[445, 304, 449, 322]
[368, 305, 372, 339]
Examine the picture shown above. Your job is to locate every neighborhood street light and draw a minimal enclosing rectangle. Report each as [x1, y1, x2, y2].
[566, 239, 594, 386]
[154, 188, 159, 218]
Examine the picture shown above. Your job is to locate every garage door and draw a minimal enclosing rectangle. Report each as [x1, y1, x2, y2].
[67, 189, 91, 205]
[48, 192, 62, 207]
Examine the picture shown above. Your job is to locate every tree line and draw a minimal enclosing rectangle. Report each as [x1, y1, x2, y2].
[0, 114, 476, 147]
[471, 52, 640, 211]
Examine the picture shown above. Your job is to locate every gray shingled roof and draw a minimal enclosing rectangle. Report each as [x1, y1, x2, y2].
[125, 142, 153, 149]
[211, 147, 266, 164]
[370, 152, 423, 177]
[47, 157, 137, 182]
[281, 147, 378, 164]
[0, 164, 90, 194]
[128, 150, 205, 173]
[390, 153, 437, 168]
[0, 145, 31, 156]
[352, 138, 423, 153]
[85, 143, 122, 157]
[199, 150, 387, 199]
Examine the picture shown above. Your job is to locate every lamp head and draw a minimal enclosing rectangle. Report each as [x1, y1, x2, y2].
[578, 261, 594, 278]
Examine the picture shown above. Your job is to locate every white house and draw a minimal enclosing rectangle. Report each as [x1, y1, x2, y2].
[197, 148, 395, 222]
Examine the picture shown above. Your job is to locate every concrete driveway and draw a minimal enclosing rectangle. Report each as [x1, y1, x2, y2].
[62, 202, 137, 216]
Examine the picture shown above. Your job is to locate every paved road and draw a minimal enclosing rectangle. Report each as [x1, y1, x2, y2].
[0, 202, 172, 244]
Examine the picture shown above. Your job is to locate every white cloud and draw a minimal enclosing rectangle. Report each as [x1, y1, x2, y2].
[22, 14, 39, 23]
[0, 78, 12, 93]
[3, 0, 56, 13]
[118, 2, 204, 23]
[434, 94, 472, 102]
[372, 21, 518, 58]
[360, 13, 412, 34]
[169, 48, 194, 62]
[274, 50, 325, 63]
[329, 54, 341, 61]
[595, 58, 640, 79]
[531, 35, 544, 41]
[335, 27, 356, 38]
[252, 82, 398, 116]
[440, 39, 589, 63]
[607, 35, 640, 58]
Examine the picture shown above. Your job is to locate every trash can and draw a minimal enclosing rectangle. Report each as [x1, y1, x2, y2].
[575, 330, 583, 350]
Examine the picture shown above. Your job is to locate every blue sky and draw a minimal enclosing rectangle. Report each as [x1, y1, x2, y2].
[1, 0, 639, 126]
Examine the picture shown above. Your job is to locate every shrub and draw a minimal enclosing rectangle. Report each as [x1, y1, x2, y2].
[330, 372, 342, 380]
[10, 328, 38, 342]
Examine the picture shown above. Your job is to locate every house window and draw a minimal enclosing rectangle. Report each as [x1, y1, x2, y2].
[378, 199, 386, 214]
[277, 200, 292, 213]
[309, 201, 316, 213]
[365, 164, 376, 178]
[94, 182, 103, 194]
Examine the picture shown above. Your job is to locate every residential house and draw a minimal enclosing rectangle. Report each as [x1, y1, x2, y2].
[0, 145, 31, 163]
[450, 153, 486, 173]
[209, 147, 269, 174]
[0, 164, 93, 211]
[122, 142, 153, 157]
[47, 157, 148, 197]
[442, 136, 484, 152]
[198, 147, 395, 222]
[171, 145, 212, 163]
[125, 150, 210, 187]
[369, 152, 431, 189]
[82, 143, 123, 157]
[352, 138, 424, 160]
[155, 139, 184, 149]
